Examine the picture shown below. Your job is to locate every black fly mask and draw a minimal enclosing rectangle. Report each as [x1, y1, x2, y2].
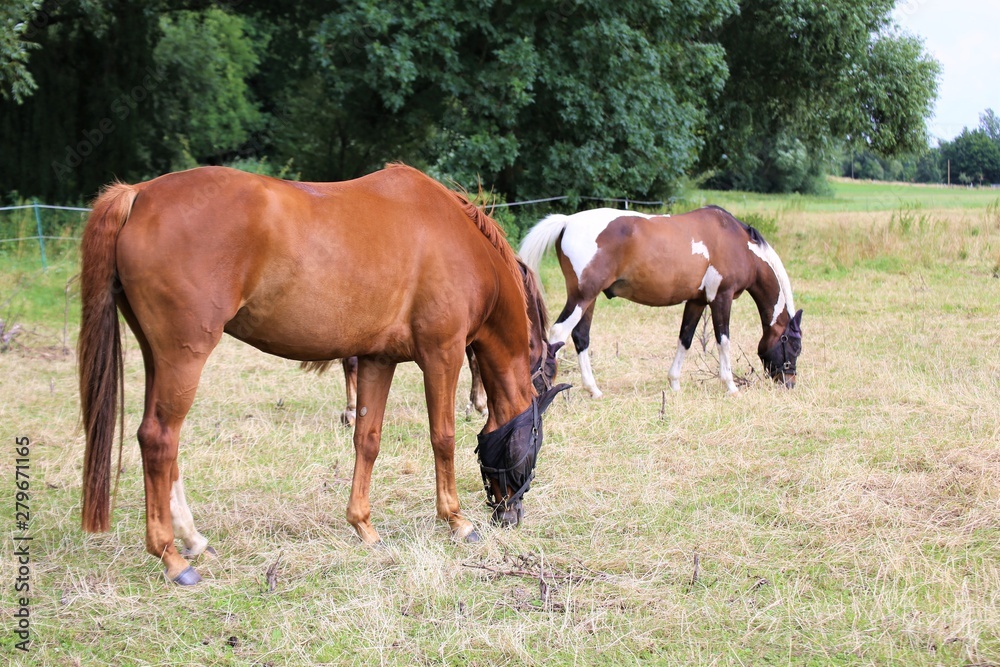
[760, 309, 803, 387]
[475, 383, 570, 526]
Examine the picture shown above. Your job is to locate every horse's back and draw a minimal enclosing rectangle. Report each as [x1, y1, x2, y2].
[114, 166, 509, 362]
[592, 208, 757, 306]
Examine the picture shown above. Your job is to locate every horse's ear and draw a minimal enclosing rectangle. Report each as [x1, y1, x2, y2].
[792, 309, 803, 328]
[537, 383, 571, 414]
[547, 341, 565, 357]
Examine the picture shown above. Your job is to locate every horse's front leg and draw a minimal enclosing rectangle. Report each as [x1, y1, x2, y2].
[420, 343, 479, 542]
[709, 295, 739, 394]
[346, 356, 396, 544]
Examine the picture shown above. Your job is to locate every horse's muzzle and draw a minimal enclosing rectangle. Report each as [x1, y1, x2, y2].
[491, 499, 523, 527]
[783, 374, 796, 389]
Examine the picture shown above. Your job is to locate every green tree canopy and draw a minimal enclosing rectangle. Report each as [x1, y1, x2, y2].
[298, 0, 735, 200]
[0, 1, 40, 103]
[700, 0, 940, 193]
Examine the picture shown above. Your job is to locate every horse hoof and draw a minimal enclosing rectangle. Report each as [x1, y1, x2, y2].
[180, 545, 217, 558]
[171, 566, 202, 586]
[340, 410, 356, 427]
[464, 530, 481, 543]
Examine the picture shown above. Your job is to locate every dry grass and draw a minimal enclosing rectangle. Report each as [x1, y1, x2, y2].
[2, 203, 999, 666]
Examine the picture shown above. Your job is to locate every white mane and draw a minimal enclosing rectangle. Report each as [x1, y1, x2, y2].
[748, 239, 795, 325]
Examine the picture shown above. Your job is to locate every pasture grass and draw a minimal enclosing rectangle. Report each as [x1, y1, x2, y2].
[2, 189, 999, 666]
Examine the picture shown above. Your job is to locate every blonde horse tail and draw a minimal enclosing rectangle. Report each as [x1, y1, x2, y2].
[79, 182, 138, 532]
[518, 213, 569, 274]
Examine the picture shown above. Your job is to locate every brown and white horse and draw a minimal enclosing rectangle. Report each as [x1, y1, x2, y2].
[332, 258, 560, 425]
[78, 164, 567, 584]
[519, 206, 802, 397]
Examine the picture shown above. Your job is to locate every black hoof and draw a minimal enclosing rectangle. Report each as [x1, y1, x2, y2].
[172, 566, 202, 586]
[464, 530, 481, 543]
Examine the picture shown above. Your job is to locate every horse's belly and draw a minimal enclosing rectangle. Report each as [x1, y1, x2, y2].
[224, 297, 414, 362]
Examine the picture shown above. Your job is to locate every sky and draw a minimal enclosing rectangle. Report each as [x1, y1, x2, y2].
[893, 0, 1000, 144]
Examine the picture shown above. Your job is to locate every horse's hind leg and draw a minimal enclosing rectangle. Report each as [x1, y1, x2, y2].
[341, 357, 358, 426]
[465, 347, 488, 417]
[550, 295, 602, 397]
[119, 296, 219, 582]
[136, 347, 219, 583]
[569, 302, 602, 398]
[669, 301, 707, 391]
[171, 472, 211, 558]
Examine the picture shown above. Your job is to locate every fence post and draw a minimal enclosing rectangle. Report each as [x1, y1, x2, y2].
[32, 199, 48, 270]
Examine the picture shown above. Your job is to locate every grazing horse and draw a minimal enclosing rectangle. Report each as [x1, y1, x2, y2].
[331, 259, 560, 425]
[519, 206, 803, 397]
[78, 164, 568, 585]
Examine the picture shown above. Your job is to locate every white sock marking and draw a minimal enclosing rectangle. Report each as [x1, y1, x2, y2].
[170, 476, 209, 556]
[699, 265, 723, 302]
[691, 240, 709, 259]
[668, 339, 686, 391]
[549, 305, 583, 345]
[579, 348, 603, 398]
[719, 334, 738, 393]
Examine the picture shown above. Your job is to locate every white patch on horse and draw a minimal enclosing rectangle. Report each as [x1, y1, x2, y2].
[699, 265, 723, 302]
[691, 240, 709, 260]
[747, 240, 795, 325]
[549, 305, 583, 345]
[559, 208, 656, 281]
[719, 334, 738, 394]
[668, 339, 687, 391]
[578, 348, 603, 398]
[170, 476, 209, 556]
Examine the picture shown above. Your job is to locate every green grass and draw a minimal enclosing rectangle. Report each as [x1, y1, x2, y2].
[684, 178, 1000, 214]
[2, 184, 1000, 665]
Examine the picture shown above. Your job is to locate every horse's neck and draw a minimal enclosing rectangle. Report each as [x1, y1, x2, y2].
[747, 267, 788, 340]
[472, 298, 535, 430]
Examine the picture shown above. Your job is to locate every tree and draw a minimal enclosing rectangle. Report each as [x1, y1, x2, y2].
[304, 0, 737, 200]
[700, 0, 940, 193]
[0, 1, 267, 201]
[0, 1, 39, 103]
[153, 8, 266, 166]
[940, 128, 1000, 185]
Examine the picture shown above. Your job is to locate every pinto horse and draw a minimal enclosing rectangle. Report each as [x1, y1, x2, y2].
[78, 164, 568, 585]
[519, 206, 802, 397]
[331, 258, 560, 425]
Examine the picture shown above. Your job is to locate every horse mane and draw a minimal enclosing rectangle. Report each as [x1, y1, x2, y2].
[705, 205, 796, 316]
[384, 163, 526, 304]
[517, 258, 548, 333]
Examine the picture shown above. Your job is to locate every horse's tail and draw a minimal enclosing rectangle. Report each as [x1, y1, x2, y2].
[79, 182, 138, 533]
[518, 213, 569, 274]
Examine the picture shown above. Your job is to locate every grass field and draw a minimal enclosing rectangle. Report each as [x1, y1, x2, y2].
[2, 180, 999, 666]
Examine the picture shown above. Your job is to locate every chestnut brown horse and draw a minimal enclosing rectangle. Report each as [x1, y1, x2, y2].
[331, 259, 560, 425]
[79, 164, 567, 584]
[520, 206, 802, 397]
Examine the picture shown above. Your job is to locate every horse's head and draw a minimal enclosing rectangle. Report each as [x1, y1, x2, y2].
[475, 383, 570, 526]
[759, 309, 802, 388]
[518, 259, 560, 392]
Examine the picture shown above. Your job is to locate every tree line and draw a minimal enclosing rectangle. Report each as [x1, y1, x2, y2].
[1, 0, 940, 204]
[844, 110, 1000, 186]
